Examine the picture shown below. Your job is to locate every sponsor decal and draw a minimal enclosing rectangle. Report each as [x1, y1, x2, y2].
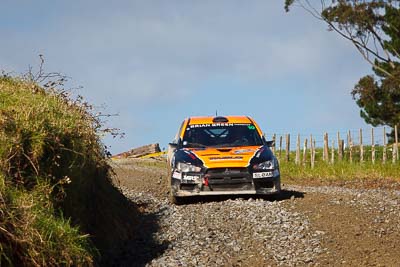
[172, 171, 182, 180]
[183, 150, 197, 160]
[255, 147, 265, 158]
[189, 123, 251, 128]
[209, 156, 243, 161]
[234, 149, 254, 154]
[189, 150, 207, 168]
[246, 146, 264, 167]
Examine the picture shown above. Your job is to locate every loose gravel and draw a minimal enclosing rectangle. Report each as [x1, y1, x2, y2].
[118, 188, 323, 266]
[111, 159, 400, 266]
[286, 185, 400, 239]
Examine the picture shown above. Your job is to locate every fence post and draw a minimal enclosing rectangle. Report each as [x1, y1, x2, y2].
[347, 131, 350, 160]
[310, 135, 314, 168]
[272, 134, 276, 154]
[341, 140, 345, 160]
[383, 127, 387, 164]
[348, 130, 353, 163]
[331, 140, 335, 164]
[323, 132, 329, 162]
[371, 128, 375, 164]
[339, 140, 344, 161]
[322, 134, 325, 161]
[395, 125, 398, 161]
[295, 134, 300, 165]
[311, 138, 315, 169]
[285, 134, 290, 162]
[359, 129, 364, 163]
[393, 143, 396, 164]
[337, 131, 343, 161]
[303, 138, 308, 166]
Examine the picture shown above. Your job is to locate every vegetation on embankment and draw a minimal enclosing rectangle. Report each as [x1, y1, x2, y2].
[0, 75, 136, 266]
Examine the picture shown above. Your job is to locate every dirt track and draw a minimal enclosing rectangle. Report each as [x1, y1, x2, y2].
[110, 158, 400, 266]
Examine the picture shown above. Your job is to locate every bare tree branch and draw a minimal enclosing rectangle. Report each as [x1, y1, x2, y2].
[323, 19, 390, 63]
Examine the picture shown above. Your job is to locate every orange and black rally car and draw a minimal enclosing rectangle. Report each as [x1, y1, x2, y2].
[167, 115, 281, 204]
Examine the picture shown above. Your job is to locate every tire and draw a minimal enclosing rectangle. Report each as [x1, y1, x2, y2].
[169, 192, 183, 205]
[168, 165, 186, 205]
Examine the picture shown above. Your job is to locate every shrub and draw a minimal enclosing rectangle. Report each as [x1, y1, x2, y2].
[0, 74, 114, 266]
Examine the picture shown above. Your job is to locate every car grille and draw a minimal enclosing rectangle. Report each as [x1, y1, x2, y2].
[207, 167, 248, 174]
[206, 167, 250, 185]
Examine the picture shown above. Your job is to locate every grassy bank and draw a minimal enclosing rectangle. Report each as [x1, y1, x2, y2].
[0, 179, 94, 266]
[0, 75, 136, 266]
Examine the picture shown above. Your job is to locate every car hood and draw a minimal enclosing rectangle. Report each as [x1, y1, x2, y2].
[173, 145, 274, 169]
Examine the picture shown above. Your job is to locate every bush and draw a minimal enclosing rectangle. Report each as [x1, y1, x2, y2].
[0, 75, 107, 188]
[0, 178, 94, 266]
[0, 74, 134, 266]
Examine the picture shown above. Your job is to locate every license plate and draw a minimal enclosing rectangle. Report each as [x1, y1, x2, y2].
[253, 172, 273, 178]
[183, 175, 199, 181]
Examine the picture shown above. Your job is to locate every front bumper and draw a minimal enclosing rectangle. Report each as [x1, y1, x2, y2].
[171, 168, 281, 197]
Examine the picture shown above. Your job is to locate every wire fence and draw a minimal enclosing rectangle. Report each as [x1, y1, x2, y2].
[264, 125, 399, 167]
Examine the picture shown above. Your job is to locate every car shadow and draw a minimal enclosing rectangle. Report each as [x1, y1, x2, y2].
[269, 189, 305, 201]
[179, 189, 305, 205]
[100, 200, 169, 267]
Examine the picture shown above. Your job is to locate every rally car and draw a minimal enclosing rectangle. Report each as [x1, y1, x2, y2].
[167, 115, 281, 204]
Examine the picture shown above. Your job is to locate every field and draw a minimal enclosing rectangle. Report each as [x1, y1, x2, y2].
[274, 144, 400, 186]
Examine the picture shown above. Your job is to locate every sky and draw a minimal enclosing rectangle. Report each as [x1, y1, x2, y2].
[0, 1, 373, 153]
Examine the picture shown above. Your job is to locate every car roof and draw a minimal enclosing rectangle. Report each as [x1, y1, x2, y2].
[187, 116, 253, 125]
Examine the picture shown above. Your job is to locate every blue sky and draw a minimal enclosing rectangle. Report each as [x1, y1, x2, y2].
[0, 1, 373, 153]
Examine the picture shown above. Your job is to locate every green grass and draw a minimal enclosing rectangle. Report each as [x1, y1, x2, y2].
[277, 147, 400, 183]
[123, 158, 167, 169]
[0, 76, 103, 188]
[0, 179, 95, 266]
[0, 75, 103, 266]
[280, 160, 400, 181]
[0, 74, 141, 265]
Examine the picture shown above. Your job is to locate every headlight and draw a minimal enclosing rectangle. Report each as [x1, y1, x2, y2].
[176, 162, 202, 173]
[253, 160, 274, 170]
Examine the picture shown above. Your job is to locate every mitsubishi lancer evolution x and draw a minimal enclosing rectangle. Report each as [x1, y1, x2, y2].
[167, 116, 281, 204]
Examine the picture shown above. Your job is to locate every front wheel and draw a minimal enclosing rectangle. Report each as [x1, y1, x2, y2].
[169, 192, 184, 205]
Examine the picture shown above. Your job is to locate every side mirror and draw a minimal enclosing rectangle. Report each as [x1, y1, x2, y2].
[168, 142, 178, 149]
[265, 140, 275, 147]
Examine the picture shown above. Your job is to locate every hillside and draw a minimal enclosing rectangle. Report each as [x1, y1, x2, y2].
[0, 75, 137, 266]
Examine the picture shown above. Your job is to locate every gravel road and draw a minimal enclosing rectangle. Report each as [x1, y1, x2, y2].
[110, 159, 400, 266]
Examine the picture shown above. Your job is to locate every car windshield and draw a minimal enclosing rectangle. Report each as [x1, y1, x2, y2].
[182, 124, 264, 148]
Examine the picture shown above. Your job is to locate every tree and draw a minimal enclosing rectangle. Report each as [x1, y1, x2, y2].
[285, 0, 400, 140]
